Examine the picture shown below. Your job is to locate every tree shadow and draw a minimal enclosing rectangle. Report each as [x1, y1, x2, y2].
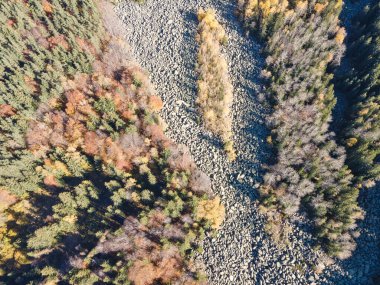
[323, 183, 380, 284]
[1, 163, 143, 284]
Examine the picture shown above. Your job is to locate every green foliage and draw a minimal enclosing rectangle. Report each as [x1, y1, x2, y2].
[342, 1, 380, 186]
[94, 97, 127, 135]
[69, 269, 99, 285]
[0, 0, 104, 197]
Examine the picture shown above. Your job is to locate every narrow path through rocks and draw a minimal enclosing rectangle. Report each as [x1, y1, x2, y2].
[114, 1, 376, 284]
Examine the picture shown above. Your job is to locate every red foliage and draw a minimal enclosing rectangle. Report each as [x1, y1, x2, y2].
[113, 92, 123, 109]
[147, 210, 166, 229]
[114, 92, 138, 121]
[148, 95, 163, 112]
[156, 250, 182, 283]
[127, 260, 157, 285]
[145, 124, 166, 143]
[0, 104, 15, 117]
[115, 158, 133, 171]
[43, 175, 59, 187]
[48, 35, 69, 50]
[121, 109, 136, 121]
[127, 246, 183, 285]
[42, 0, 53, 14]
[75, 37, 97, 55]
[65, 90, 85, 115]
[104, 138, 123, 160]
[24, 76, 39, 93]
[97, 138, 133, 171]
[84, 132, 100, 155]
[6, 19, 16, 28]
[0, 189, 17, 211]
[51, 112, 65, 130]
[89, 136, 138, 170]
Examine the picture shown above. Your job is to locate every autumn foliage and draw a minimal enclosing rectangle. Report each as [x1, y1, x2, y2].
[238, 0, 362, 258]
[0, 0, 224, 284]
[196, 9, 236, 161]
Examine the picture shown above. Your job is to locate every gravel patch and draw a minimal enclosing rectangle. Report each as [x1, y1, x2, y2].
[114, 0, 379, 284]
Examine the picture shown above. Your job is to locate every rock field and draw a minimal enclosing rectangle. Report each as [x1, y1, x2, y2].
[115, 0, 380, 284]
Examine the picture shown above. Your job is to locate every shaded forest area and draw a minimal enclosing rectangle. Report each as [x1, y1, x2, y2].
[0, 0, 224, 284]
[339, 1, 379, 187]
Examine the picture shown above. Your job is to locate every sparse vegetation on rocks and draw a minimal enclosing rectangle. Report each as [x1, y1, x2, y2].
[196, 8, 236, 161]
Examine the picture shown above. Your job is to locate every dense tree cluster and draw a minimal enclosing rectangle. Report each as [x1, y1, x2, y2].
[0, 1, 224, 284]
[196, 9, 236, 160]
[0, 0, 103, 198]
[342, 1, 380, 187]
[238, 0, 362, 258]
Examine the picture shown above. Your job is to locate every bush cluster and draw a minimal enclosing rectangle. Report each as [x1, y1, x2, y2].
[238, 0, 363, 258]
[0, 1, 224, 284]
[196, 9, 236, 161]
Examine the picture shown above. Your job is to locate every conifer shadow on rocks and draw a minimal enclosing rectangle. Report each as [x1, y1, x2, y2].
[325, 183, 380, 285]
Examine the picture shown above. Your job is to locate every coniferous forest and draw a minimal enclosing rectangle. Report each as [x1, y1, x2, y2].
[238, 0, 362, 259]
[0, 0, 379, 284]
[341, 2, 380, 187]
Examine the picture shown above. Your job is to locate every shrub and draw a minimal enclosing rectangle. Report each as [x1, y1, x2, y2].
[196, 196, 225, 229]
[196, 8, 236, 160]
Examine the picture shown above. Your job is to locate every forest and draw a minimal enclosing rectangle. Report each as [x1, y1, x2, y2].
[0, 0, 379, 283]
[237, 0, 364, 259]
[0, 0, 223, 284]
[340, 2, 380, 188]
